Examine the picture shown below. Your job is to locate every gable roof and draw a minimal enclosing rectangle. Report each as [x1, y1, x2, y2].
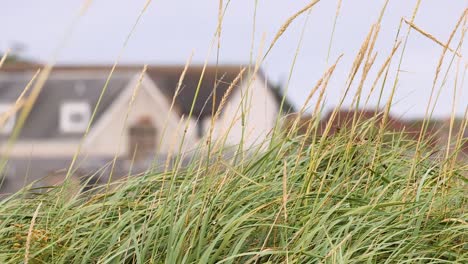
[147, 66, 295, 119]
[146, 65, 246, 119]
[256, 70, 295, 114]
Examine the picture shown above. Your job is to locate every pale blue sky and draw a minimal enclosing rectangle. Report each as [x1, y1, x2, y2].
[1, 0, 467, 118]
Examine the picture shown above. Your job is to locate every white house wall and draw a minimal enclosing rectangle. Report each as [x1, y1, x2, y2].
[1, 72, 278, 159]
[0, 141, 79, 158]
[83, 75, 198, 157]
[204, 73, 280, 149]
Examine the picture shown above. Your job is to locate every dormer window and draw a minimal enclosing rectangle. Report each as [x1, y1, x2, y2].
[0, 104, 15, 134]
[60, 102, 91, 133]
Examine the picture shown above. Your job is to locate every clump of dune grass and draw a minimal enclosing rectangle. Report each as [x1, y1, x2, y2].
[0, 122, 466, 263]
[0, 1, 466, 263]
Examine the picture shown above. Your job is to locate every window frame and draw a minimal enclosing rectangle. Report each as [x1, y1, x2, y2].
[59, 101, 91, 133]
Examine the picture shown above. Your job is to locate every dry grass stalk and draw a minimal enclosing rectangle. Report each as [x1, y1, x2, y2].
[206, 67, 247, 152]
[175, 56, 192, 99]
[126, 141, 139, 179]
[283, 86, 322, 139]
[454, 108, 468, 155]
[143, 0, 152, 11]
[435, 55, 465, 207]
[157, 52, 193, 156]
[132, 65, 147, 101]
[217, 0, 224, 41]
[428, 9, 467, 118]
[445, 31, 466, 162]
[79, 0, 94, 16]
[320, 26, 375, 141]
[65, 0, 152, 182]
[0, 70, 40, 129]
[410, 0, 422, 21]
[377, 0, 390, 24]
[392, 0, 422, 136]
[214, 0, 225, 109]
[286, 54, 343, 138]
[212, 114, 242, 153]
[164, 115, 186, 174]
[211, 68, 246, 129]
[234, 35, 266, 155]
[210, 34, 265, 156]
[346, 31, 379, 157]
[347, 24, 375, 88]
[299, 55, 343, 116]
[350, 0, 388, 127]
[403, 19, 463, 57]
[282, 160, 288, 222]
[312, 56, 342, 117]
[207, 70, 245, 153]
[24, 202, 42, 264]
[4, 0, 94, 182]
[249, 0, 259, 70]
[364, 41, 401, 108]
[350, 50, 378, 130]
[212, 0, 225, 128]
[323, 233, 353, 261]
[0, 49, 10, 68]
[334, 0, 342, 20]
[350, 6, 383, 111]
[326, 0, 342, 64]
[417, 8, 467, 153]
[366, 24, 381, 60]
[0, 67, 45, 176]
[264, 0, 321, 58]
[365, 16, 410, 175]
[442, 218, 468, 225]
[378, 1, 422, 174]
[107, 65, 148, 184]
[289, 57, 342, 190]
[0, 100, 25, 129]
[451, 64, 468, 157]
[351, 48, 378, 110]
[348, 49, 377, 145]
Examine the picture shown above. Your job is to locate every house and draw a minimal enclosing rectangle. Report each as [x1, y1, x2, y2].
[285, 109, 467, 159]
[284, 109, 407, 138]
[0, 63, 291, 194]
[404, 118, 468, 156]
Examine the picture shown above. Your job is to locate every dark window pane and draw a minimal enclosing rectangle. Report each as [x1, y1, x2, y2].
[70, 112, 84, 123]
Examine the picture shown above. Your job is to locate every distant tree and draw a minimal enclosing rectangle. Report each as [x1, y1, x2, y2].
[0, 52, 22, 64]
[1, 42, 32, 65]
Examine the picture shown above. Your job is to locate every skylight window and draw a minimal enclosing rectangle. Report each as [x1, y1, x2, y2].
[0, 104, 15, 134]
[60, 102, 91, 133]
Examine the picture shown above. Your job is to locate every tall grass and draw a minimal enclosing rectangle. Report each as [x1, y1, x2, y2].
[0, 0, 466, 263]
[0, 123, 466, 263]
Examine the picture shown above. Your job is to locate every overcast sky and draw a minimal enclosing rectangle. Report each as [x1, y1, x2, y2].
[1, 0, 467, 119]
